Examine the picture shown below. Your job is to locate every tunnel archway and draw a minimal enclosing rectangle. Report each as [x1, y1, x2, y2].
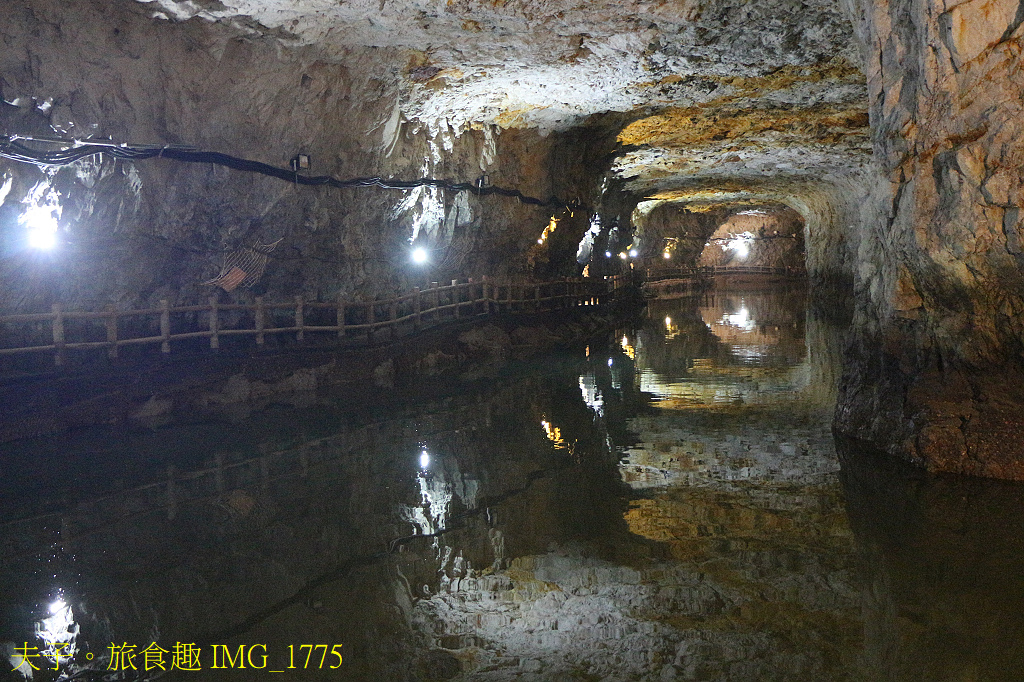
[694, 205, 805, 272]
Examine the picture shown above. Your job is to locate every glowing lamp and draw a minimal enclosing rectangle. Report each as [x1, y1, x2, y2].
[419, 450, 430, 468]
[411, 247, 428, 264]
[21, 206, 59, 250]
[628, 248, 638, 258]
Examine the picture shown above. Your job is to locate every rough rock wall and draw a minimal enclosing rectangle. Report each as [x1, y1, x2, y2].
[696, 207, 805, 270]
[635, 203, 732, 267]
[835, 0, 1024, 477]
[0, 0, 596, 316]
[636, 179, 864, 289]
[785, 176, 866, 290]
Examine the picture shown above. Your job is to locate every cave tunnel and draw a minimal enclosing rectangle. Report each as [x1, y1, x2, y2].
[1, 0, 1024, 679]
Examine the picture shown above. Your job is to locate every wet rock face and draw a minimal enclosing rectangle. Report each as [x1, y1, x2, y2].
[833, 0, 1024, 477]
[0, 1, 605, 313]
[635, 204, 733, 267]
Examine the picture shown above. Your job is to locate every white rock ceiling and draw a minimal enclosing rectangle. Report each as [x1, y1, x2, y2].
[137, 0, 870, 198]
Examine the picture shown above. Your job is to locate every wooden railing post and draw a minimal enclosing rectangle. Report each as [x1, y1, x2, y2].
[51, 303, 65, 367]
[337, 294, 346, 338]
[209, 296, 219, 350]
[255, 296, 265, 347]
[160, 299, 171, 354]
[414, 287, 422, 330]
[0, 278, 614, 363]
[105, 305, 118, 359]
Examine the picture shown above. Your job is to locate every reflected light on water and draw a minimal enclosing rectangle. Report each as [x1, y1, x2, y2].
[620, 336, 636, 360]
[579, 373, 604, 416]
[664, 316, 679, 340]
[35, 592, 77, 671]
[719, 305, 756, 332]
[540, 419, 573, 456]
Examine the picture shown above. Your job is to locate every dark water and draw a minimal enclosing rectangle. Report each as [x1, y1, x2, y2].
[2, 285, 1024, 681]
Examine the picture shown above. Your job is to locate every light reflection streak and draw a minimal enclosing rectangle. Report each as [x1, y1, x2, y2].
[620, 336, 636, 360]
[664, 316, 679, 340]
[718, 305, 756, 332]
[578, 373, 604, 416]
[33, 592, 78, 672]
[541, 418, 576, 458]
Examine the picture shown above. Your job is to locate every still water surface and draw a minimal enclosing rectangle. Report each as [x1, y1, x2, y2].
[2, 285, 1024, 681]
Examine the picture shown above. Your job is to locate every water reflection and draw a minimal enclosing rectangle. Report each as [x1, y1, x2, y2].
[1, 286, 1023, 680]
[611, 286, 860, 680]
[840, 444, 1024, 682]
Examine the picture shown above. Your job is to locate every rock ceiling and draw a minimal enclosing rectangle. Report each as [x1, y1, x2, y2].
[142, 0, 871, 202]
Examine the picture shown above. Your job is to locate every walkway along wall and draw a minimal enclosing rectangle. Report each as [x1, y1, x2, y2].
[0, 276, 628, 371]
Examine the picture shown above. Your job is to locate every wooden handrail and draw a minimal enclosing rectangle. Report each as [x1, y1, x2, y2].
[0, 276, 627, 366]
[646, 265, 806, 281]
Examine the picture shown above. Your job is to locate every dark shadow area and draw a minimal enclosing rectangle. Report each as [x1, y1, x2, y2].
[839, 439, 1024, 682]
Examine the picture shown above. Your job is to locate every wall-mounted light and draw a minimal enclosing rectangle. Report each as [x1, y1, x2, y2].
[724, 233, 753, 259]
[411, 247, 429, 264]
[537, 216, 559, 245]
[20, 205, 59, 250]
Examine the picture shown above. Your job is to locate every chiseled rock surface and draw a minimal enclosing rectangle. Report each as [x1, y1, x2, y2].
[1, 0, 868, 316]
[0, 1, 594, 313]
[834, 0, 1024, 477]
[136, 0, 865, 134]
[2, 0, 1022, 476]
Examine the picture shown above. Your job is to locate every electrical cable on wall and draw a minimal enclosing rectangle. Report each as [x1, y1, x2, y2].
[0, 135, 585, 213]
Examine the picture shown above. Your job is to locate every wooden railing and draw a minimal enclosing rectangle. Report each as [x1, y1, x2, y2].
[0, 275, 628, 367]
[646, 265, 806, 281]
